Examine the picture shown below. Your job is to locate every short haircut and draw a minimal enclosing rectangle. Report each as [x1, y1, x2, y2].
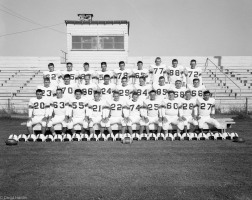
[193, 78, 200, 82]
[75, 89, 82, 94]
[132, 91, 139, 96]
[101, 62, 107, 66]
[84, 62, 89, 66]
[104, 74, 110, 79]
[172, 59, 178, 63]
[113, 90, 120, 95]
[64, 74, 70, 79]
[119, 61, 125, 65]
[155, 57, 161, 61]
[149, 89, 156, 94]
[168, 90, 175, 94]
[203, 90, 211, 95]
[139, 76, 146, 81]
[44, 77, 50, 82]
[190, 59, 196, 63]
[66, 62, 72, 66]
[175, 80, 182, 83]
[94, 90, 101, 95]
[185, 90, 191, 94]
[56, 88, 62, 92]
[159, 76, 165, 80]
[137, 61, 143, 64]
[36, 89, 43, 93]
[48, 63, 54, 67]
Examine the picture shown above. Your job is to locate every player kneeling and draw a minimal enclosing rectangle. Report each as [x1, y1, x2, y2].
[196, 90, 222, 140]
[180, 90, 199, 140]
[27, 89, 51, 141]
[47, 88, 69, 141]
[67, 89, 89, 141]
[161, 91, 184, 141]
[139, 90, 163, 140]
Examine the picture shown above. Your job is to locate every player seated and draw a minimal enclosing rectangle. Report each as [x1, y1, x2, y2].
[26, 89, 50, 140]
[37, 77, 56, 101]
[59, 62, 79, 84]
[134, 76, 152, 101]
[78, 62, 96, 84]
[196, 90, 222, 140]
[180, 90, 199, 140]
[140, 90, 162, 140]
[184, 59, 202, 86]
[47, 88, 69, 136]
[58, 74, 79, 101]
[96, 62, 114, 83]
[115, 77, 135, 104]
[170, 80, 187, 99]
[167, 59, 184, 85]
[43, 63, 61, 86]
[124, 91, 143, 140]
[153, 76, 171, 100]
[132, 61, 149, 84]
[79, 74, 99, 101]
[161, 90, 184, 140]
[187, 78, 206, 99]
[98, 74, 116, 101]
[86, 91, 109, 141]
[113, 61, 133, 85]
[67, 89, 89, 139]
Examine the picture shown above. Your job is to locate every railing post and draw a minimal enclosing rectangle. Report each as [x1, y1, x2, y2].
[7, 98, 11, 116]
[245, 97, 248, 115]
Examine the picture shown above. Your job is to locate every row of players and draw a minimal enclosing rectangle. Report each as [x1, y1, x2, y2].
[27, 88, 222, 141]
[38, 74, 206, 102]
[43, 58, 203, 87]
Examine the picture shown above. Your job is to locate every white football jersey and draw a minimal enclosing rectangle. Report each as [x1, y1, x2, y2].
[125, 98, 142, 117]
[115, 84, 135, 103]
[197, 97, 215, 116]
[79, 83, 98, 100]
[143, 98, 162, 117]
[153, 83, 171, 100]
[109, 99, 124, 117]
[149, 64, 167, 84]
[58, 83, 79, 100]
[78, 69, 96, 82]
[134, 84, 152, 100]
[170, 86, 187, 99]
[68, 97, 87, 118]
[88, 99, 107, 117]
[167, 65, 184, 84]
[181, 98, 197, 116]
[162, 98, 182, 116]
[37, 85, 56, 101]
[96, 70, 114, 83]
[28, 97, 50, 117]
[113, 69, 133, 84]
[98, 83, 116, 101]
[132, 68, 149, 84]
[184, 67, 202, 85]
[50, 97, 69, 116]
[43, 70, 61, 85]
[187, 84, 206, 99]
[60, 70, 79, 84]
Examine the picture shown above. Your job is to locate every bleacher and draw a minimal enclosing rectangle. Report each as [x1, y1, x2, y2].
[0, 56, 251, 114]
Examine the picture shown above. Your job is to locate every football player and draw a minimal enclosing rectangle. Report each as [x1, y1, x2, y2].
[98, 74, 116, 101]
[170, 80, 187, 99]
[132, 61, 149, 85]
[37, 77, 56, 101]
[47, 88, 69, 135]
[149, 57, 167, 84]
[134, 76, 152, 101]
[140, 90, 162, 140]
[167, 59, 184, 85]
[43, 63, 61, 86]
[184, 59, 202, 86]
[180, 90, 198, 139]
[60, 62, 79, 84]
[113, 61, 133, 85]
[78, 62, 96, 84]
[27, 89, 50, 135]
[196, 90, 222, 139]
[152, 76, 171, 100]
[68, 89, 89, 136]
[161, 90, 184, 140]
[115, 77, 135, 103]
[79, 74, 99, 101]
[187, 78, 206, 99]
[87, 91, 109, 141]
[58, 74, 79, 101]
[96, 62, 114, 83]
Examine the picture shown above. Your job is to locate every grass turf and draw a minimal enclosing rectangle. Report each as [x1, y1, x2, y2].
[0, 118, 252, 200]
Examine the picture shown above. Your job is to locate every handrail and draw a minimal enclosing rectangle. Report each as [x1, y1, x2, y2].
[204, 58, 241, 99]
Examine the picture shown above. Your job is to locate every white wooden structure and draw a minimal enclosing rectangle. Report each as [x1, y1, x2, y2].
[65, 15, 130, 64]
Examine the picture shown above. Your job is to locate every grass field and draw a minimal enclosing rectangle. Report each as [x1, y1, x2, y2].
[1, 117, 252, 200]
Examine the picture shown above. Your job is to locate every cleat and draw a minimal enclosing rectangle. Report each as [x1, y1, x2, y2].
[149, 137, 155, 141]
[192, 137, 197, 141]
[133, 137, 138, 141]
[184, 136, 189, 141]
[72, 138, 79, 142]
[175, 136, 180, 141]
[90, 137, 96, 141]
[158, 137, 163, 140]
[166, 137, 173, 141]
[19, 138, 26, 142]
[141, 137, 147, 140]
[98, 137, 105, 141]
[82, 138, 88, 141]
[226, 136, 231, 140]
[200, 137, 205, 140]
[116, 138, 121, 141]
[209, 136, 214, 140]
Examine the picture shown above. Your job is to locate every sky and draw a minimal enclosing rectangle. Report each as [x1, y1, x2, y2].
[0, 0, 251, 57]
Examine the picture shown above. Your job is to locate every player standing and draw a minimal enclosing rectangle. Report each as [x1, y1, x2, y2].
[78, 62, 96, 84]
[149, 57, 167, 84]
[113, 61, 133, 85]
[43, 63, 61, 86]
[167, 59, 184, 85]
[60, 62, 79, 84]
[184, 59, 202, 86]
[96, 62, 114, 83]
[132, 61, 149, 85]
